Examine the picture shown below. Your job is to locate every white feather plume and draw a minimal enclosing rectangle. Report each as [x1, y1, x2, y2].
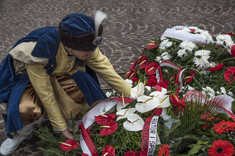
[94, 10, 107, 36]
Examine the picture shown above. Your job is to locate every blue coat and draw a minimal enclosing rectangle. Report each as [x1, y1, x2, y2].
[0, 27, 105, 138]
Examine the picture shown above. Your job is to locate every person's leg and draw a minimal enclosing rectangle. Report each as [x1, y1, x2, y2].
[0, 123, 34, 155]
[0, 84, 42, 155]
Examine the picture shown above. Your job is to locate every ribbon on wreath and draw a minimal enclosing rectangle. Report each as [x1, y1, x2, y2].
[140, 108, 169, 156]
[156, 60, 182, 84]
[182, 90, 235, 121]
[161, 26, 209, 44]
[80, 99, 118, 156]
[176, 68, 199, 93]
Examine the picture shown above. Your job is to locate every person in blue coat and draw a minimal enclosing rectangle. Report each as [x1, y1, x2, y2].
[0, 11, 131, 155]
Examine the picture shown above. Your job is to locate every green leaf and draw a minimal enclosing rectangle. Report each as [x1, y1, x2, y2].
[188, 144, 202, 155]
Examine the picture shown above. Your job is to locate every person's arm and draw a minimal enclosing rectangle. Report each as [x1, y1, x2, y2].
[85, 48, 131, 96]
[25, 64, 67, 131]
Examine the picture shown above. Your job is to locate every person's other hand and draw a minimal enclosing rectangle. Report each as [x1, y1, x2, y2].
[62, 129, 74, 140]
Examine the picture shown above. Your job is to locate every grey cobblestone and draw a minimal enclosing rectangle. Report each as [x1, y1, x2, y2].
[0, 0, 234, 155]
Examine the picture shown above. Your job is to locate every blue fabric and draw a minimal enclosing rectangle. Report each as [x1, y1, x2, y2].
[61, 13, 95, 35]
[0, 55, 16, 103]
[13, 26, 60, 74]
[69, 70, 107, 106]
[0, 26, 101, 137]
[6, 74, 29, 138]
[0, 55, 29, 138]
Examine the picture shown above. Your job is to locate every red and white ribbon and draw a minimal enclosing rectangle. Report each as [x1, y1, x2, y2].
[80, 99, 118, 155]
[176, 68, 198, 92]
[156, 60, 182, 84]
[140, 109, 167, 156]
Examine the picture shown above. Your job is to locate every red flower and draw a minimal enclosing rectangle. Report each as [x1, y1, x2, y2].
[146, 41, 157, 49]
[185, 72, 195, 83]
[224, 66, 235, 83]
[139, 56, 149, 70]
[213, 120, 235, 135]
[145, 62, 159, 75]
[170, 93, 184, 108]
[130, 74, 139, 82]
[95, 114, 117, 125]
[200, 112, 216, 121]
[202, 122, 209, 130]
[124, 151, 140, 156]
[59, 139, 79, 151]
[158, 82, 168, 89]
[208, 140, 234, 156]
[224, 32, 235, 36]
[111, 97, 134, 103]
[102, 145, 115, 156]
[81, 154, 89, 156]
[147, 75, 158, 87]
[125, 69, 136, 79]
[99, 120, 118, 136]
[129, 57, 141, 70]
[154, 108, 163, 116]
[190, 29, 196, 33]
[158, 144, 170, 156]
[208, 63, 223, 71]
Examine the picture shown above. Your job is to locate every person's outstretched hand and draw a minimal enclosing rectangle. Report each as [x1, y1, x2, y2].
[62, 129, 74, 140]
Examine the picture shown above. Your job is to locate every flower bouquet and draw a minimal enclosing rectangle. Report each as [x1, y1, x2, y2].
[35, 26, 235, 156]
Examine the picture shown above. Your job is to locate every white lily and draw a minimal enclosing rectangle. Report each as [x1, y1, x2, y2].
[130, 82, 145, 98]
[150, 90, 167, 97]
[135, 95, 160, 113]
[123, 114, 144, 131]
[116, 107, 136, 121]
[157, 95, 170, 108]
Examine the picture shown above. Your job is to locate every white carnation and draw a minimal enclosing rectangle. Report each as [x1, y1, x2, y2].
[180, 41, 197, 51]
[177, 49, 187, 57]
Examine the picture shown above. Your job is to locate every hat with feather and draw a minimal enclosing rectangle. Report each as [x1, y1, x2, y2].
[58, 11, 107, 51]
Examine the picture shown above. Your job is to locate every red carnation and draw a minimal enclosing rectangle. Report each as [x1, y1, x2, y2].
[59, 139, 79, 151]
[95, 113, 117, 125]
[147, 75, 158, 87]
[208, 140, 234, 156]
[145, 62, 159, 75]
[208, 63, 223, 71]
[224, 66, 235, 83]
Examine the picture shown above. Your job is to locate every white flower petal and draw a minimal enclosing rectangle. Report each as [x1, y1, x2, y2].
[130, 82, 145, 98]
[123, 114, 144, 131]
[116, 108, 136, 121]
[135, 98, 160, 113]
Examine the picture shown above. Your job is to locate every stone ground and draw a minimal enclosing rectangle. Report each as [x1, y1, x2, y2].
[0, 0, 234, 155]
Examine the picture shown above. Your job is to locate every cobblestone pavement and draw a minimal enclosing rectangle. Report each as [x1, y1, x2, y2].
[0, 0, 234, 155]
